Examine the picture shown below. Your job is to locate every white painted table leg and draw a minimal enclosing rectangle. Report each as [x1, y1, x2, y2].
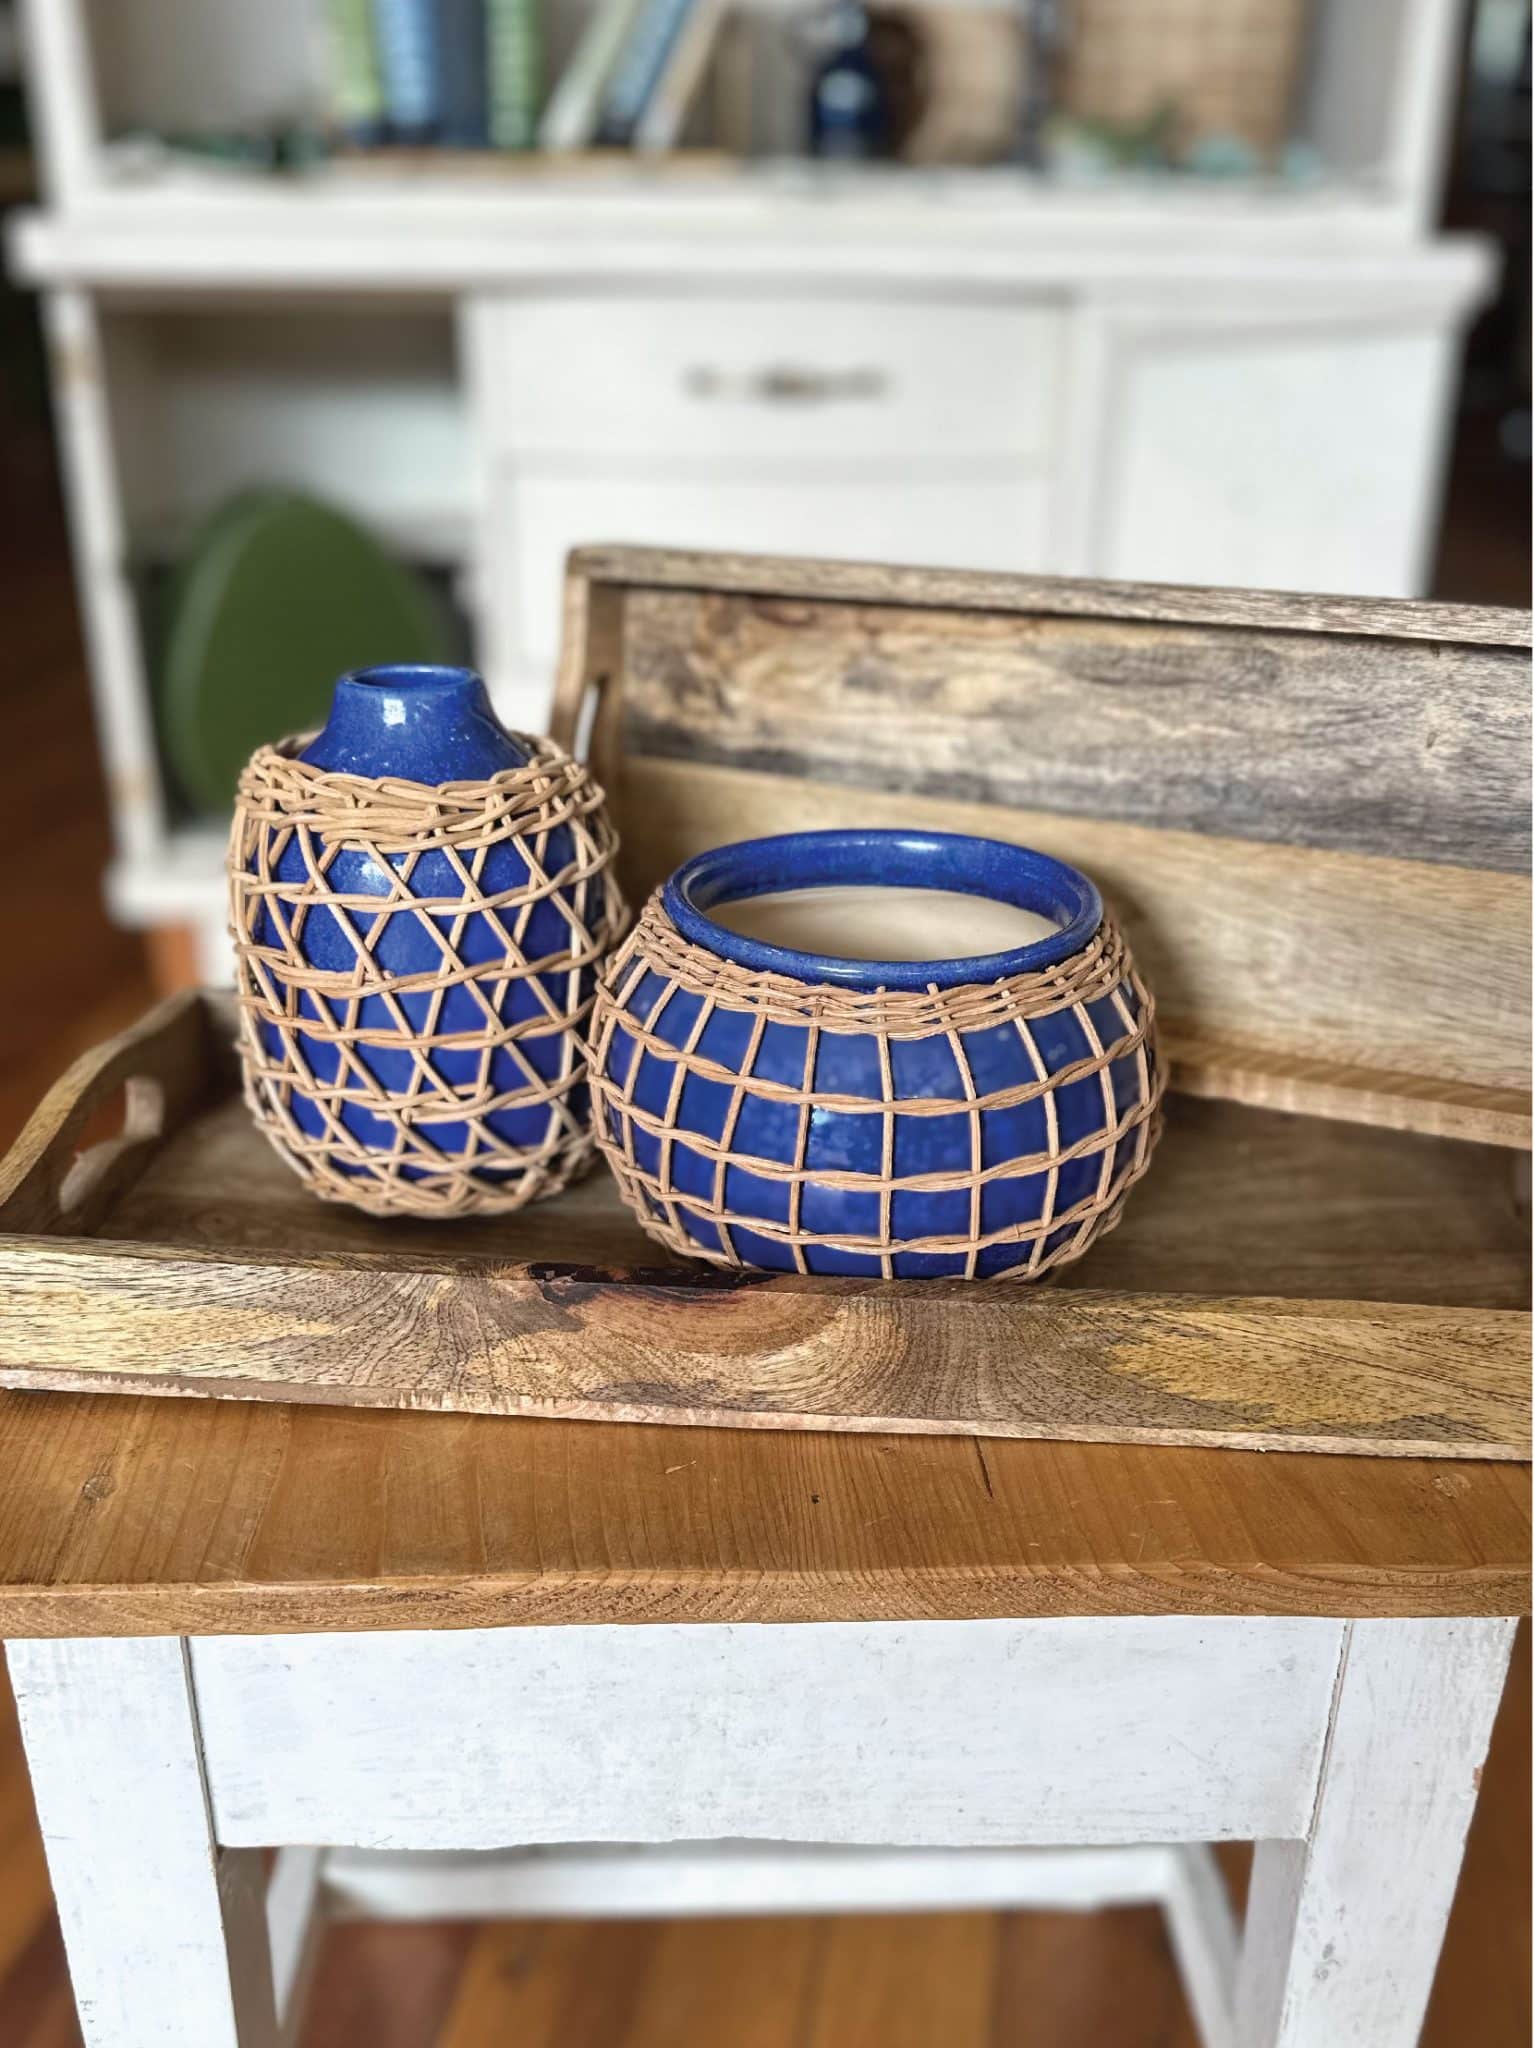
[1234, 1617, 1516, 2048]
[1163, 1843, 1240, 2048]
[5, 1637, 281, 2048]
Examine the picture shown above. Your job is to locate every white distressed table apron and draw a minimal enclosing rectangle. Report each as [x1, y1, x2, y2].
[4, 1613, 1515, 2048]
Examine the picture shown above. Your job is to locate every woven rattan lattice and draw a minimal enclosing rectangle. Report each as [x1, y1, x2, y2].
[589, 894, 1164, 1280]
[230, 735, 626, 1218]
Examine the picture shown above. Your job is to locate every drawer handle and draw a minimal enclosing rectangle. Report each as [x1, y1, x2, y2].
[683, 364, 890, 405]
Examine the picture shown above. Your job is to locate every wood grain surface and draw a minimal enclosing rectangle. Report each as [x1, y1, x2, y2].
[566, 546, 1533, 649]
[0, 990, 211, 1238]
[0, 998, 1526, 1461]
[0, 1383, 1525, 1636]
[548, 549, 1532, 1145]
[104, 1091, 1531, 1310]
[613, 586, 1532, 871]
[1163, 1032, 1532, 1150]
[614, 758, 1532, 1135]
[2, 1233, 1526, 1459]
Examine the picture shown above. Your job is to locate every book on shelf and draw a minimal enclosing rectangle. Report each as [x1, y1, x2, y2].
[325, 0, 386, 142]
[436, 0, 492, 145]
[708, 4, 755, 157]
[371, 0, 442, 139]
[487, 0, 543, 148]
[594, 0, 699, 147]
[632, 0, 723, 153]
[538, 0, 649, 150]
[331, 0, 722, 159]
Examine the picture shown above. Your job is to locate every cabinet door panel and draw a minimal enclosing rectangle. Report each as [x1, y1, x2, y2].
[1099, 322, 1456, 598]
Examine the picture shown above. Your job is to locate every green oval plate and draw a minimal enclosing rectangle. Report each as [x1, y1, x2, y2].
[157, 489, 454, 814]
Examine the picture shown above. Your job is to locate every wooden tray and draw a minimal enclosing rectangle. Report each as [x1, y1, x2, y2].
[553, 550, 1532, 1149]
[0, 990, 1525, 1458]
[1, 552, 1528, 1457]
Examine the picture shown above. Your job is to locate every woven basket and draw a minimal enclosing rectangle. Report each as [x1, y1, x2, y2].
[589, 891, 1164, 1281]
[229, 734, 626, 1218]
[1060, 0, 1311, 156]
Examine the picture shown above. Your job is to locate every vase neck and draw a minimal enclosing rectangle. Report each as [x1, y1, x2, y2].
[300, 665, 528, 783]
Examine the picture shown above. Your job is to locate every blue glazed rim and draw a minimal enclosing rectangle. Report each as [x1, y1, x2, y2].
[662, 829, 1103, 991]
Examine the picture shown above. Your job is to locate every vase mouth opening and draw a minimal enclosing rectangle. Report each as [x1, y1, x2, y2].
[341, 664, 483, 694]
[663, 829, 1103, 991]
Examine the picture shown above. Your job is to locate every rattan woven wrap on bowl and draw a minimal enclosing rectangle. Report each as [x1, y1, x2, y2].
[229, 735, 626, 1218]
[589, 894, 1164, 1281]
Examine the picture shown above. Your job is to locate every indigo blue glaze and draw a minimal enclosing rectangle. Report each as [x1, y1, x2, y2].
[253, 666, 590, 1197]
[299, 665, 527, 783]
[664, 830, 1101, 990]
[606, 829, 1152, 1279]
[808, 2, 890, 160]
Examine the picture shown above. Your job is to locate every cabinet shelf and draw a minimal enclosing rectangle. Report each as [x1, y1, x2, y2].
[15, 170, 1493, 297]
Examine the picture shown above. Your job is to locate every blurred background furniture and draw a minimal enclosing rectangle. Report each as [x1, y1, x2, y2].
[3, 0, 1508, 979]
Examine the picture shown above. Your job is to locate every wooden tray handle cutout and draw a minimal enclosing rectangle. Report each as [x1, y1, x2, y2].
[57, 1076, 166, 1220]
[549, 574, 626, 803]
[0, 991, 213, 1238]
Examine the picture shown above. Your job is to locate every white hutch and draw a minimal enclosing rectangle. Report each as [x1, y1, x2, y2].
[8, 0, 1493, 974]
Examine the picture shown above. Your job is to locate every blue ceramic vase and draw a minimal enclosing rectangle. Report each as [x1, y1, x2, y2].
[588, 829, 1161, 1280]
[230, 664, 624, 1217]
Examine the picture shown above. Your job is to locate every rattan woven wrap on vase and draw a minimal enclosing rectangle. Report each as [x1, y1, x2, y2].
[229, 735, 625, 1218]
[589, 894, 1163, 1281]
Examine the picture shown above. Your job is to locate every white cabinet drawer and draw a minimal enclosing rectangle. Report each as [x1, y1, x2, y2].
[470, 293, 1063, 463]
[487, 464, 1053, 673]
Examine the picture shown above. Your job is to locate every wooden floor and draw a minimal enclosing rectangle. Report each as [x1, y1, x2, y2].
[0, 419, 1527, 2044]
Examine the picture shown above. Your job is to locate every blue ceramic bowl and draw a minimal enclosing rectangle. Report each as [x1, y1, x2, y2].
[590, 829, 1161, 1280]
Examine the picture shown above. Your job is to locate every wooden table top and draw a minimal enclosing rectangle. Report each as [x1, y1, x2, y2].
[0, 1382, 1525, 1636]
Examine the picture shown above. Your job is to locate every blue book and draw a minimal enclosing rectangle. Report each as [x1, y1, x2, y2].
[594, 0, 697, 146]
[372, 0, 441, 139]
[436, 0, 490, 145]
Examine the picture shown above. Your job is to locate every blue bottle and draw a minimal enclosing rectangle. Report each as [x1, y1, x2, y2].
[808, 2, 889, 161]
